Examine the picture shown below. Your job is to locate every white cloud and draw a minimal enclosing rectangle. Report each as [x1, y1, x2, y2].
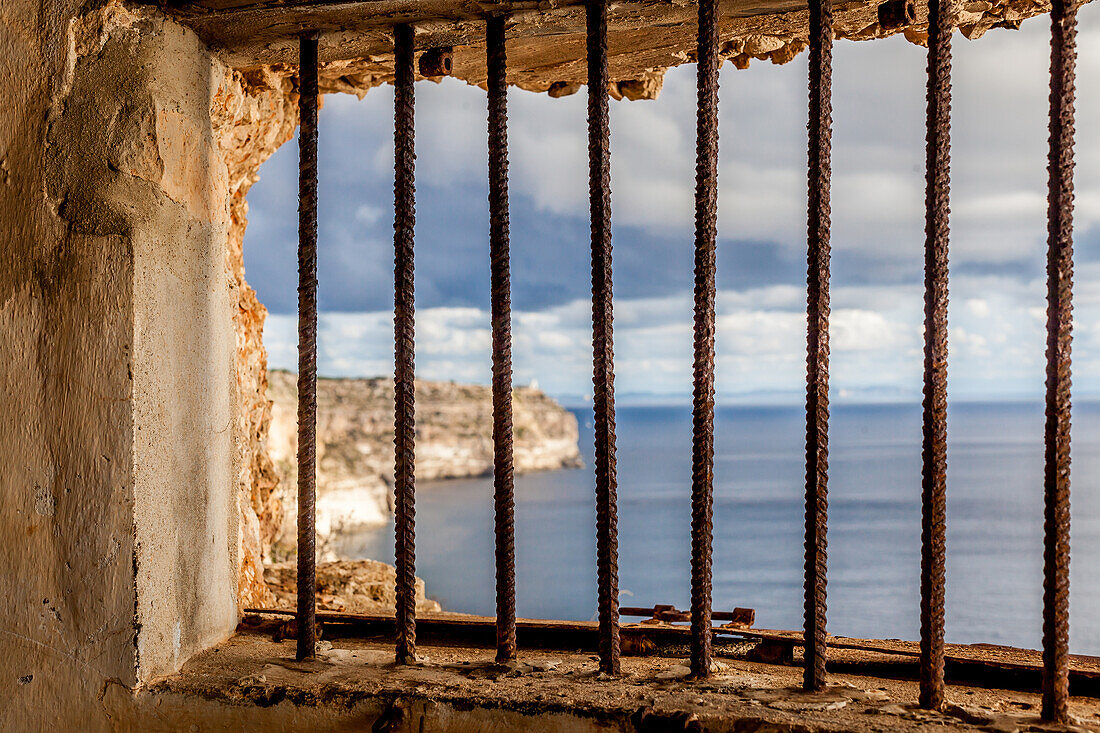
[264, 260, 1100, 401]
[252, 9, 1100, 402]
[966, 298, 991, 318]
[833, 308, 916, 352]
[354, 204, 385, 225]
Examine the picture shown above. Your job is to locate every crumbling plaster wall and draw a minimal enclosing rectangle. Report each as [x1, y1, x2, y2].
[0, 1, 248, 726]
[0, 1, 143, 723]
[0, 3, 140, 725]
[157, 0, 1091, 102]
[211, 65, 299, 609]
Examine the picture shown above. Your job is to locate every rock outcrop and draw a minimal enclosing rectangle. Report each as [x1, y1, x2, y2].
[211, 64, 301, 608]
[265, 560, 442, 615]
[266, 370, 583, 559]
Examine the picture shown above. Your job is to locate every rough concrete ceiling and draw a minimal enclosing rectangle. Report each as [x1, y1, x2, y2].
[142, 0, 1079, 98]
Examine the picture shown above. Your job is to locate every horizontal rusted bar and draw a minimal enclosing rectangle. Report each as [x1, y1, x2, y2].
[620, 606, 754, 627]
[243, 608, 1100, 693]
[245, 608, 740, 655]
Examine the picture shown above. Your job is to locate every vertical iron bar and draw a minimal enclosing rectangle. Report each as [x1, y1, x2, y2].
[393, 23, 418, 666]
[487, 15, 517, 664]
[295, 31, 320, 663]
[1042, 0, 1076, 721]
[803, 0, 832, 693]
[919, 0, 951, 711]
[587, 0, 620, 676]
[689, 0, 719, 681]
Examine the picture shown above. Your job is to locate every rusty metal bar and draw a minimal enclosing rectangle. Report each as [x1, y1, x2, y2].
[295, 31, 320, 663]
[248, 606, 1100, 693]
[393, 22, 418, 666]
[689, 0, 720, 681]
[1042, 0, 1076, 721]
[623, 606, 754, 627]
[919, 0, 952, 711]
[803, 0, 832, 693]
[486, 14, 517, 664]
[586, 0, 620, 676]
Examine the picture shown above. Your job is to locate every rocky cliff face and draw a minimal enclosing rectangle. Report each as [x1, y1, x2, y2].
[211, 66, 300, 608]
[266, 370, 583, 559]
[265, 560, 442, 615]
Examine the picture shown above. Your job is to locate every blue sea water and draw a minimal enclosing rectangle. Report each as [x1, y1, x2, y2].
[343, 401, 1100, 655]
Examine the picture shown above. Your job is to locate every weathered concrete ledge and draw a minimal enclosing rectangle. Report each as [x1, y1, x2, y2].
[141, 0, 1094, 99]
[116, 624, 1100, 731]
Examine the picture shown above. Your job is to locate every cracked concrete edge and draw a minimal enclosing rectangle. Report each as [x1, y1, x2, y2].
[144, 0, 1093, 100]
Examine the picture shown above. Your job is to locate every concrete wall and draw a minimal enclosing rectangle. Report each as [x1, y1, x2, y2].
[120, 17, 240, 682]
[0, 2, 239, 727]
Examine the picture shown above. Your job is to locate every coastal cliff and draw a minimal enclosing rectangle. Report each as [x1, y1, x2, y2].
[266, 370, 583, 559]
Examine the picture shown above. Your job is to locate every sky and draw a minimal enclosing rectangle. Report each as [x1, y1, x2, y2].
[244, 11, 1100, 405]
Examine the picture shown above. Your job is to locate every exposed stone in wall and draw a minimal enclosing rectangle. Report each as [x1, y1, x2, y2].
[265, 559, 442, 614]
[155, 0, 1091, 101]
[211, 65, 300, 608]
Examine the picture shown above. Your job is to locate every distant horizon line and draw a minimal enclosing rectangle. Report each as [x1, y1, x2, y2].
[268, 369, 1100, 410]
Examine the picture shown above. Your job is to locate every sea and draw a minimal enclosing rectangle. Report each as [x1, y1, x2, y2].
[339, 401, 1100, 655]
